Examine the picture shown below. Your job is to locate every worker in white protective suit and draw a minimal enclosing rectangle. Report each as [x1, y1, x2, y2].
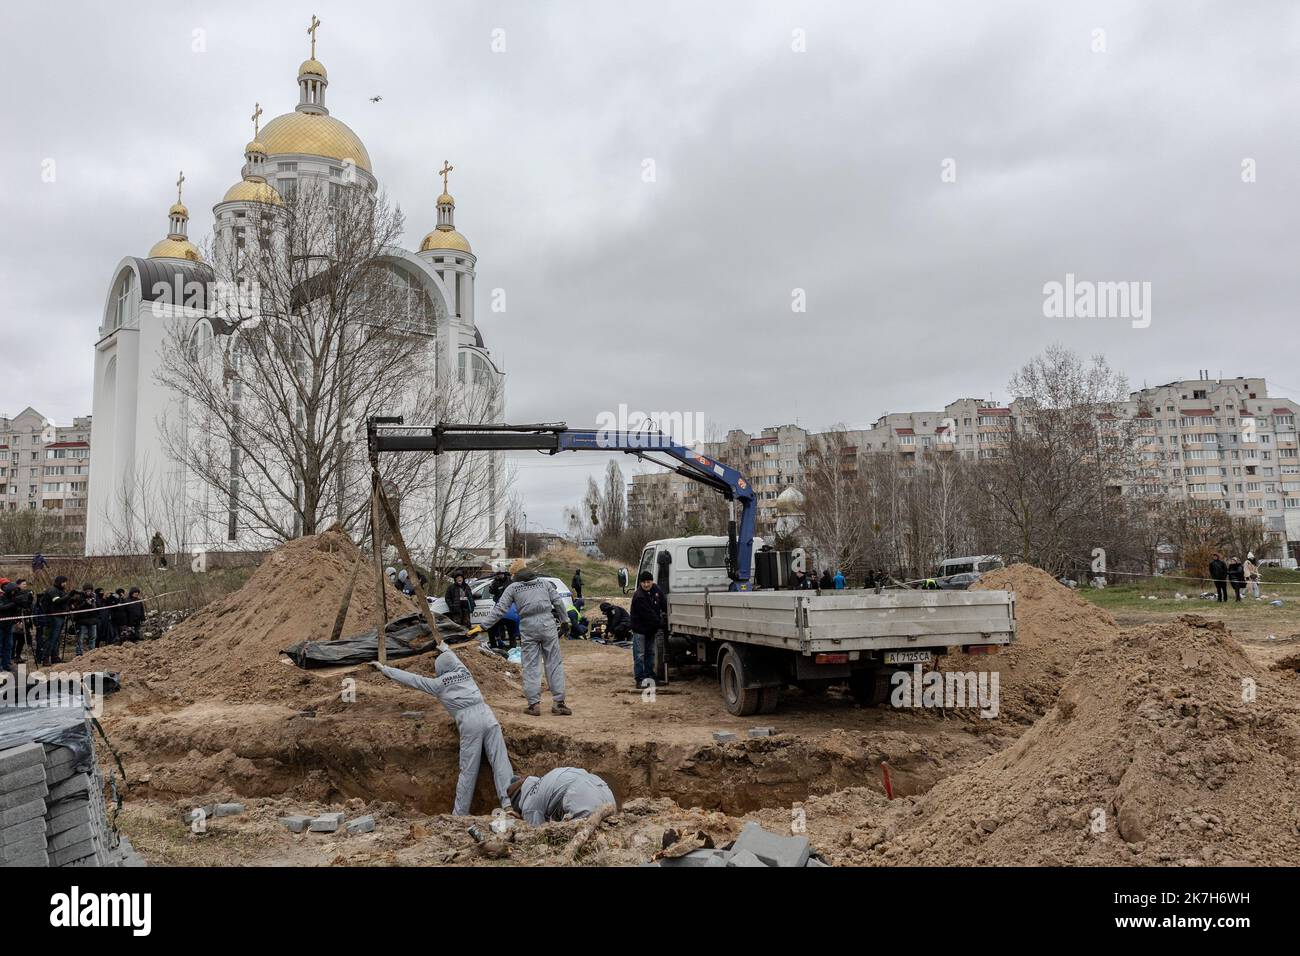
[469, 562, 571, 716]
[507, 767, 616, 825]
[372, 646, 514, 816]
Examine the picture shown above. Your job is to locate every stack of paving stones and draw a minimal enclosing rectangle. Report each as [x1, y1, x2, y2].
[0, 701, 144, 868]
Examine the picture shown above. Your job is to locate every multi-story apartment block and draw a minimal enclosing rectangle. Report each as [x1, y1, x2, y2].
[0, 407, 93, 548]
[624, 375, 1299, 553]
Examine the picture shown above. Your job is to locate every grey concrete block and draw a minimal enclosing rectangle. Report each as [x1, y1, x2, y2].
[345, 815, 375, 834]
[655, 848, 728, 867]
[309, 812, 345, 833]
[48, 774, 91, 803]
[711, 731, 738, 743]
[747, 726, 776, 738]
[45, 795, 90, 825]
[0, 764, 47, 794]
[48, 821, 93, 853]
[726, 848, 770, 867]
[1, 849, 49, 867]
[51, 838, 97, 867]
[0, 833, 48, 862]
[47, 807, 93, 838]
[731, 821, 811, 868]
[63, 854, 105, 867]
[806, 856, 830, 867]
[0, 780, 48, 811]
[279, 815, 312, 833]
[213, 803, 245, 818]
[0, 742, 46, 773]
[0, 799, 46, 829]
[1, 815, 48, 847]
[400, 711, 424, 719]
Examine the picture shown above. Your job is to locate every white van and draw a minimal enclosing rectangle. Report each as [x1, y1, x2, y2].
[636, 535, 766, 593]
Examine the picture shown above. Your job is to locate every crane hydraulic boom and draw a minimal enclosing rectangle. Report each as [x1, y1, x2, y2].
[367, 418, 758, 588]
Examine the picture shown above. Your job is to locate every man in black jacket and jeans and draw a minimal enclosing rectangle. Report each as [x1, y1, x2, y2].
[1208, 554, 1229, 602]
[629, 571, 666, 688]
[38, 576, 70, 665]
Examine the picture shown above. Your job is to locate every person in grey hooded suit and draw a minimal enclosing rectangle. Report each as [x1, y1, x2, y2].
[507, 767, 616, 825]
[373, 647, 514, 816]
[472, 568, 572, 716]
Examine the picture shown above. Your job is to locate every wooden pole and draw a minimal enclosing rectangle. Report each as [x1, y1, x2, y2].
[374, 480, 448, 647]
[370, 471, 388, 665]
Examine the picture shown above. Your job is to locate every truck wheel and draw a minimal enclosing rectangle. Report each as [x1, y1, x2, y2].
[849, 669, 891, 707]
[758, 687, 781, 714]
[719, 649, 762, 716]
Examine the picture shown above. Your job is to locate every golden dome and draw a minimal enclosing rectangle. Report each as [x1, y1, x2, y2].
[437, 192, 455, 205]
[420, 229, 472, 253]
[149, 237, 203, 261]
[244, 139, 267, 155]
[258, 110, 371, 172]
[169, 201, 189, 217]
[299, 58, 327, 78]
[220, 179, 284, 206]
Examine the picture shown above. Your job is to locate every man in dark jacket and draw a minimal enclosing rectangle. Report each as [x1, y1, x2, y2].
[443, 573, 475, 629]
[125, 587, 146, 640]
[1208, 554, 1229, 602]
[570, 569, 583, 600]
[1227, 557, 1246, 602]
[0, 579, 31, 672]
[791, 569, 813, 590]
[818, 569, 834, 591]
[629, 571, 666, 688]
[486, 571, 515, 648]
[598, 602, 633, 642]
[38, 575, 70, 665]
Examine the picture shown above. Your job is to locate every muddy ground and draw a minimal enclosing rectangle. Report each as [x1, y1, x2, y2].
[75, 534, 1300, 867]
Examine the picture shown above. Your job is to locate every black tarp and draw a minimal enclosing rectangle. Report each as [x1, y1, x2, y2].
[0, 697, 95, 771]
[281, 612, 469, 668]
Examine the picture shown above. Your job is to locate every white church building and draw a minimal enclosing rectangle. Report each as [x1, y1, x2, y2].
[85, 24, 506, 559]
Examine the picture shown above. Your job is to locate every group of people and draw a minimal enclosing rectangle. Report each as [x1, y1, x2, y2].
[0, 575, 146, 671]
[1207, 552, 1262, 602]
[372, 638, 614, 822]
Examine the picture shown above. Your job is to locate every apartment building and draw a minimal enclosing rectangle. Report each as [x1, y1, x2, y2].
[0, 407, 93, 548]
[625, 375, 1300, 551]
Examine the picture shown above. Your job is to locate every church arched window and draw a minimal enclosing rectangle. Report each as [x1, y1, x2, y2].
[113, 270, 136, 330]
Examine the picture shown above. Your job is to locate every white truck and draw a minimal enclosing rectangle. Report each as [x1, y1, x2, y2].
[637, 536, 1017, 715]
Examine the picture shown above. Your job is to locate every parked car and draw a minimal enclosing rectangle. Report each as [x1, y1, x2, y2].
[936, 571, 981, 590]
[428, 575, 572, 629]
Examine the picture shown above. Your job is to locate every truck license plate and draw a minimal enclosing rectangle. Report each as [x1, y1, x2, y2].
[884, 650, 932, 665]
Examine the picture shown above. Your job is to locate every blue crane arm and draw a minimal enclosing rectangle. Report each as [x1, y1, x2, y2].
[368, 420, 758, 588]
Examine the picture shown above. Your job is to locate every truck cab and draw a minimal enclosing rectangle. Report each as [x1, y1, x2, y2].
[637, 535, 767, 594]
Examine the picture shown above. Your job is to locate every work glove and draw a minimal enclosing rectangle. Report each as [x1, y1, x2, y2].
[466, 625, 484, 637]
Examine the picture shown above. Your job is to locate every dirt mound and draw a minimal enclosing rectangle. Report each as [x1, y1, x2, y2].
[939, 564, 1119, 724]
[82, 527, 417, 704]
[869, 615, 1300, 865]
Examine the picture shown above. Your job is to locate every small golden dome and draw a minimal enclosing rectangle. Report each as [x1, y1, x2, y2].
[420, 228, 472, 253]
[220, 179, 284, 206]
[169, 201, 189, 217]
[299, 58, 327, 78]
[258, 110, 372, 172]
[437, 192, 455, 205]
[149, 237, 203, 261]
[245, 139, 267, 156]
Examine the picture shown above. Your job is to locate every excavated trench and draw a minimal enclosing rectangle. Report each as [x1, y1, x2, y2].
[103, 704, 973, 816]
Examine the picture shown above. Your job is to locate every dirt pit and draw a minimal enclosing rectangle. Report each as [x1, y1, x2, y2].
[83, 539, 1287, 866]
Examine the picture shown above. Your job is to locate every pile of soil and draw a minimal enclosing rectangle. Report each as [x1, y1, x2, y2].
[867, 615, 1300, 865]
[940, 564, 1120, 724]
[82, 526, 419, 704]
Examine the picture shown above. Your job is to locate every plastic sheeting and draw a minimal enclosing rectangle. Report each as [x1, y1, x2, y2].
[0, 697, 94, 772]
[281, 612, 468, 668]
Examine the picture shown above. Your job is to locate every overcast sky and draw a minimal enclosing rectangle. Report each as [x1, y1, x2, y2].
[3, 0, 1298, 532]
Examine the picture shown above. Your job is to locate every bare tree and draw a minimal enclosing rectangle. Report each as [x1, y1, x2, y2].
[156, 176, 443, 549]
[799, 428, 872, 575]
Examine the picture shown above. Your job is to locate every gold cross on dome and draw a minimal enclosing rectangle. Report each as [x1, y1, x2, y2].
[251, 102, 263, 137]
[176, 170, 185, 203]
[439, 160, 453, 193]
[307, 15, 321, 58]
